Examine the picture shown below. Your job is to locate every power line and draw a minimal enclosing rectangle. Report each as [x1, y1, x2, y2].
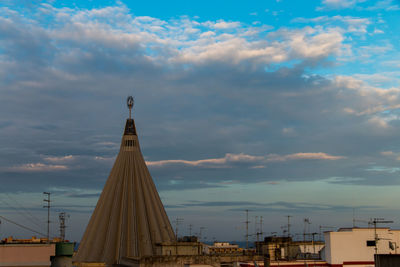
[5, 193, 43, 227]
[0, 215, 46, 237]
[0, 197, 43, 230]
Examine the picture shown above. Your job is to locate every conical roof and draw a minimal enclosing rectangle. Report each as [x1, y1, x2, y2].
[74, 100, 175, 264]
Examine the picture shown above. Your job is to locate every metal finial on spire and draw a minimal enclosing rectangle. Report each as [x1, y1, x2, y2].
[127, 96, 134, 119]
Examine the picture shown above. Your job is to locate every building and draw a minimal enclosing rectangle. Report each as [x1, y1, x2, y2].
[0, 236, 74, 267]
[74, 97, 175, 265]
[157, 237, 203, 256]
[204, 242, 243, 255]
[323, 227, 400, 266]
[71, 98, 266, 267]
[256, 236, 324, 261]
[0, 242, 55, 267]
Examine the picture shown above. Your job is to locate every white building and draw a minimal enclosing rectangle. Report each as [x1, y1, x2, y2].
[323, 227, 400, 266]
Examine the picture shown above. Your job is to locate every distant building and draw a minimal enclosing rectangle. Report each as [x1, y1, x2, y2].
[204, 242, 243, 255]
[255, 236, 324, 261]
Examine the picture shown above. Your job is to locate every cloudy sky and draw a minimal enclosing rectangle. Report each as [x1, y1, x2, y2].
[0, 0, 400, 242]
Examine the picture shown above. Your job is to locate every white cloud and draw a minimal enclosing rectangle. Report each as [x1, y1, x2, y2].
[334, 75, 400, 117]
[146, 153, 264, 168]
[266, 152, 345, 161]
[292, 15, 371, 34]
[286, 27, 343, 59]
[282, 127, 295, 135]
[8, 163, 68, 172]
[94, 156, 115, 162]
[146, 152, 344, 168]
[367, 116, 390, 129]
[318, 0, 399, 10]
[334, 75, 363, 89]
[318, 0, 366, 10]
[205, 20, 241, 30]
[381, 151, 394, 156]
[44, 155, 74, 162]
[251, 165, 266, 169]
[19, 4, 348, 68]
[366, 0, 400, 11]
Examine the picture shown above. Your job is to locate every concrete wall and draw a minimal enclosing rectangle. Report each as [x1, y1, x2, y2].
[0, 243, 55, 267]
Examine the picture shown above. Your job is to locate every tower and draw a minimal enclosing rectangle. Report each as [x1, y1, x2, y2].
[74, 97, 175, 264]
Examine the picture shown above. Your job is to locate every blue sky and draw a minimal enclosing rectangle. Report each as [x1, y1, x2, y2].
[0, 0, 400, 242]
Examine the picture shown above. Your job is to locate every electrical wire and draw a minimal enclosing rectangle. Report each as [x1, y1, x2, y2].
[0, 215, 46, 237]
[0, 197, 44, 230]
[0, 194, 63, 239]
[5, 193, 43, 227]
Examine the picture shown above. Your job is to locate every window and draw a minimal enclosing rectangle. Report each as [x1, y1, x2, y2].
[124, 140, 136, 147]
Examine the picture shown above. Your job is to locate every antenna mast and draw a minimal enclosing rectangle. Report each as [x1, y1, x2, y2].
[371, 218, 393, 256]
[199, 227, 205, 241]
[59, 212, 69, 241]
[175, 217, 184, 240]
[189, 224, 193, 236]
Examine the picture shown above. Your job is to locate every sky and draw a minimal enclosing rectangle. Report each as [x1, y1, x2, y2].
[0, 0, 400, 243]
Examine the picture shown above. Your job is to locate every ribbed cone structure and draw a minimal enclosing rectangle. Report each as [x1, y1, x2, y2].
[74, 119, 175, 264]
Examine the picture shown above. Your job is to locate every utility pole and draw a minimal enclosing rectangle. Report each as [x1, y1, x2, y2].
[255, 216, 258, 242]
[287, 215, 292, 238]
[257, 216, 263, 242]
[59, 212, 69, 241]
[43, 192, 51, 243]
[245, 209, 250, 249]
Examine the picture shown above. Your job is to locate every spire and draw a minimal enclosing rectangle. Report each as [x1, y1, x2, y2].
[74, 97, 175, 264]
[124, 96, 137, 135]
